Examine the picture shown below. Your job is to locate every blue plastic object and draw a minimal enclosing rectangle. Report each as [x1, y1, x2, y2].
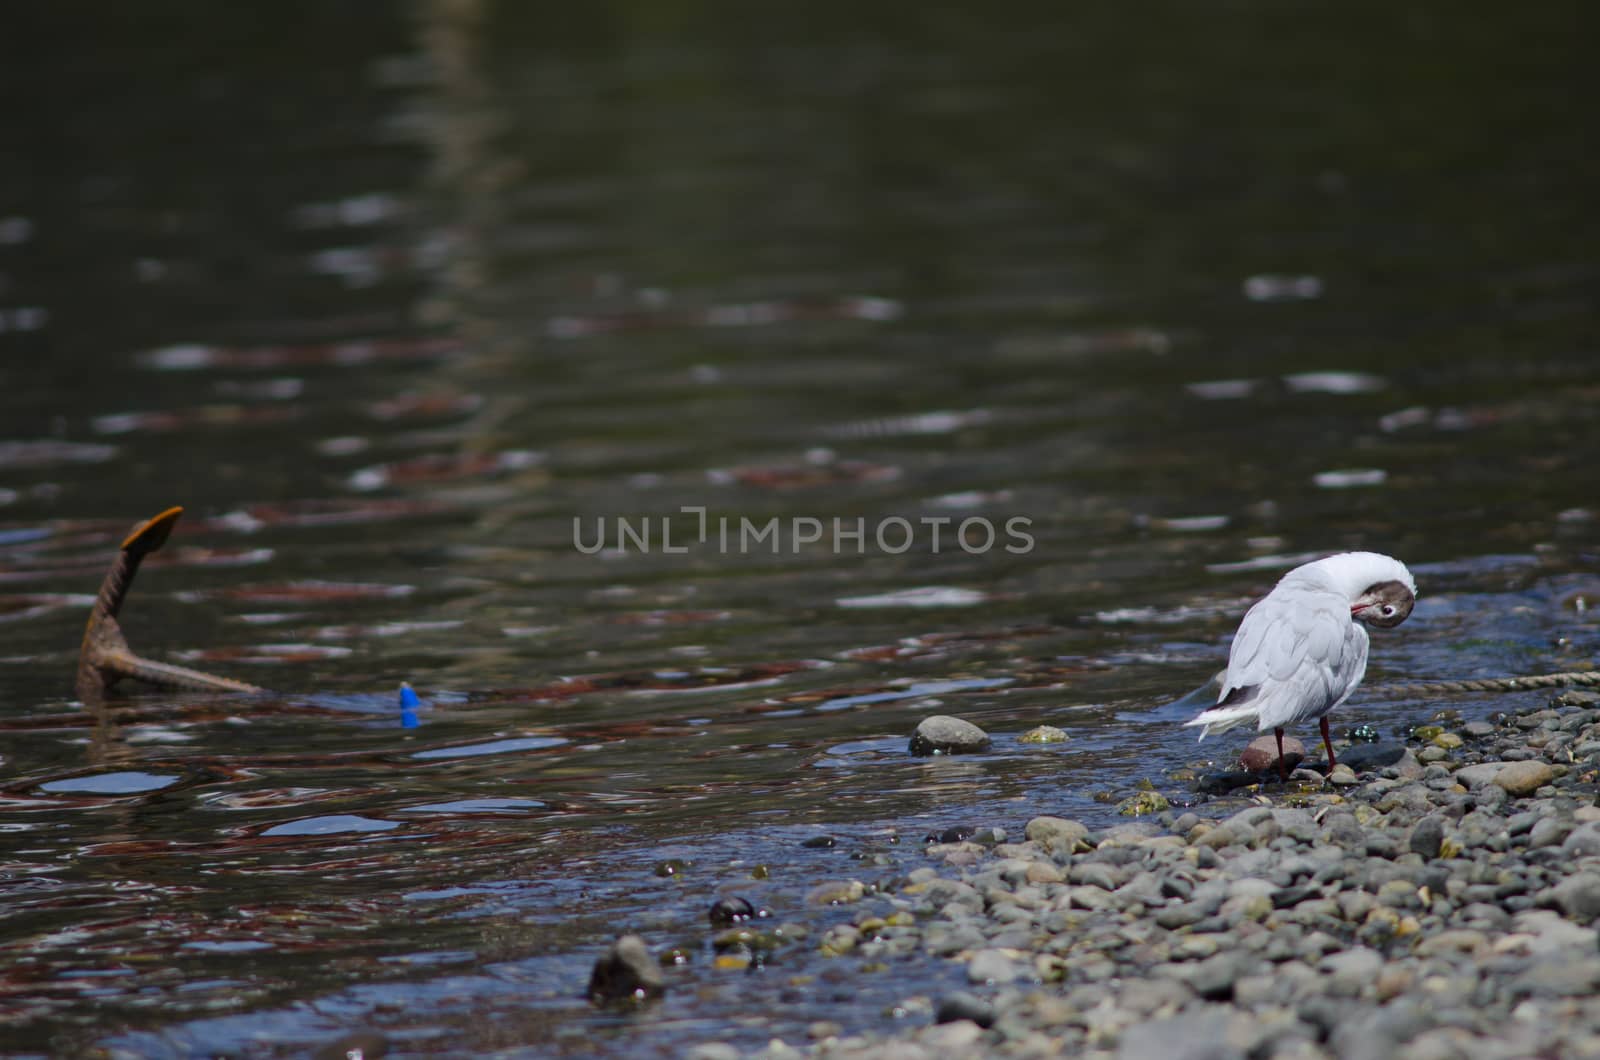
[399, 682, 422, 728]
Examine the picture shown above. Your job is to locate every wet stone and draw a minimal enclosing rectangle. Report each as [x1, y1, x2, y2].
[1240, 734, 1305, 773]
[709, 896, 757, 925]
[909, 715, 991, 756]
[1024, 816, 1089, 854]
[1327, 764, 1359, 786]
[935, 991, 996, 1028]
[1116, 791, 1170, 816]
[805, 880, 866, 906]
[1341, 743, 1407, 772]
[588, 934, 665, 1004]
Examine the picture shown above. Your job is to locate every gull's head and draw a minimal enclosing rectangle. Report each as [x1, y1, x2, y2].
[1351, 579, 1415, 628]
[1307, 551, 1417, 630]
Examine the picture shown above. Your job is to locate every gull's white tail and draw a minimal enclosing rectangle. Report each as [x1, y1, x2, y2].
[1183, 702, 1260, 740]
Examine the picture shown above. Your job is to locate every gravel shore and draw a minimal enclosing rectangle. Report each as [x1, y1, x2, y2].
[692, 690, 1600, 1060]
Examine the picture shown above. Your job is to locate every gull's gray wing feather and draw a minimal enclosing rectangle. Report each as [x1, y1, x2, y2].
[1219, 584, 1369, 729]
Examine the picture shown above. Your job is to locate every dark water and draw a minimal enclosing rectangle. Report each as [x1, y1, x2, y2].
[1, 2, 1596, 1054]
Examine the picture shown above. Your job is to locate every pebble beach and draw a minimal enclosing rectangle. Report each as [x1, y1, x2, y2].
[649, 689, 1600, 1060]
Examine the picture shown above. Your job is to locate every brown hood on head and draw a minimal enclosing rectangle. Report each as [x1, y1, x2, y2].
[1352, 579, 1415, 629]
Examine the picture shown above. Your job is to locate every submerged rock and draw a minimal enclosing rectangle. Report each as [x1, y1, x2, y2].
[1195, 770, 1270, 795]
[909, 715, 991, 756]
[1019, 725, 1069, 744]
[587, 934, 664, 1004]
[1340, 742, 1407, 773]
[1117, 791, 1170, 816]
[708, 896, 757, 925]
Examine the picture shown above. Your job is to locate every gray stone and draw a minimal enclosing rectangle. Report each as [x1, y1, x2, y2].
[1528, 817, 1573, 849]
[1023, 815, 1088, 854]
[1188, 951, 1249, 1000]
[1320, 947, 1383, 994]
[1453, 762, 1507, 788]
[909, 715, 992, 756]
[1511, 909, 1600, 951]
[1329, 998, 1433, 1060]
[1070, 862, 1119, 891]
[1494, 760, 1555, 795]
[1512, 954, 1600, 998]
[1563, 822, 1600, 857]
[967, 948, 1023, 985]
[1342, 743, 1407, 772]
[587, 934, 664, 1003]
[1409, 816, 1445, 859]
[805, 879, 865, 906]
[1550, 873, 1600, 923]
[1117, 1009, 1245, 1060]
[1156, 903, 1204, 929]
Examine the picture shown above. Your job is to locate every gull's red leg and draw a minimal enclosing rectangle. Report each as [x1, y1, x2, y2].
[1321, 716, 1338, 772]
[1275, 726, 1288, 783]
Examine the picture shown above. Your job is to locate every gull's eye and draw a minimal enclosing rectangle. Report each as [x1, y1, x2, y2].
[1381, 604, 1397, 617]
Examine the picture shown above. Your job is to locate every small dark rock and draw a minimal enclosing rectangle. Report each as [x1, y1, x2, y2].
[1364, 834, 1398, 860]
[801, 835, 837, 849]
[1272, 885, 1318, 909]
[1189, 951, 1248, 1000]
[935, 991, 997, 1028]
[709, 897, 756, 925]
[1409, 816, 1445, 859]
[1341, 743, 1407, 772]
[653, 859, 690, 878]
[588, 934, 665, 1004]
[1195, 771, 1266, 795]
[909, 715, 992, 756]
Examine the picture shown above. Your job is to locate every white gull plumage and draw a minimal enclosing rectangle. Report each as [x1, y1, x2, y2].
[1185, 551, 1417, 774]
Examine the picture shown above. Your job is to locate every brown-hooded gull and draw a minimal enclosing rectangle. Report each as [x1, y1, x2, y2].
[1186, 551, 1416, 781]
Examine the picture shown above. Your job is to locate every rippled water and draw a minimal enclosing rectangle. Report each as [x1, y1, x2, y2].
[1, 2, 1596, 1054]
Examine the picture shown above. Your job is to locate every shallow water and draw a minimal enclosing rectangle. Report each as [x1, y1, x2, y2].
[1, 2, 1597, 1055]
